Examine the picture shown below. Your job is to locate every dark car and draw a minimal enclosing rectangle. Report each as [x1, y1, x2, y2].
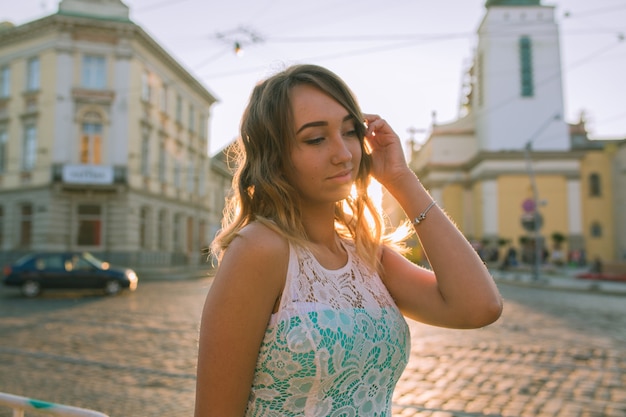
[2, 252, 138, 297]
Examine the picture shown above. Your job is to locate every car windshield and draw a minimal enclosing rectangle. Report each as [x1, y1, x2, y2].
[14, 254, 35, 267]
[82, 252, 106, 268]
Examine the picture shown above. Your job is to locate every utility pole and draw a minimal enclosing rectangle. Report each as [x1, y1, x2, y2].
[523, 113, 560, 281]
[405, 126, 427, 162]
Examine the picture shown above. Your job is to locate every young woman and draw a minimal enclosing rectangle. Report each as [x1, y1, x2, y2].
[194, 64, 503, 417]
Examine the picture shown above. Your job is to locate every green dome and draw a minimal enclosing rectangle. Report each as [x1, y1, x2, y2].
[486, 0, 541, 6]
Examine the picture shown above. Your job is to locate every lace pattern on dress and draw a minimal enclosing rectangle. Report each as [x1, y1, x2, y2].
[245, 240, 410, 417]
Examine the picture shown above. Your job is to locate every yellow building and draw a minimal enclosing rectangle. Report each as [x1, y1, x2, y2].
[406, 0, 624, 265]
[614, 141, 626, 261]
[0, 0, 220, 270]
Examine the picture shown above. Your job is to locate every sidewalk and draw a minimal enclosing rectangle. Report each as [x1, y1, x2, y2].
[134, 262, 626, 295]
[134, 265, 214, 281]
[490, 265, 626, 296]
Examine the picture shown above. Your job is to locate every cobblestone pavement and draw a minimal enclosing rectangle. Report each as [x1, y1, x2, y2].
[0, 278, 624, 417]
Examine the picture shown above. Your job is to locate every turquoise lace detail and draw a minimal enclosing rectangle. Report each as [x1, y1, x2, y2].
[245, 242, 410, 416]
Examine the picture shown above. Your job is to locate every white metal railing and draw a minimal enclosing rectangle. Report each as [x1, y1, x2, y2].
[0, 392, 109, 417]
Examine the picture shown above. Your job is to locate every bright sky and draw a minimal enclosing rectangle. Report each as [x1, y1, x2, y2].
[1, 0, 625, 155]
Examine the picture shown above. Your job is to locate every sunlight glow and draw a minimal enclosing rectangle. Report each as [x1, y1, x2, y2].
[367, 179, 384, 213]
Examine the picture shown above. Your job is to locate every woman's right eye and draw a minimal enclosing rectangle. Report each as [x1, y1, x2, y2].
[304, 137, 324, 145]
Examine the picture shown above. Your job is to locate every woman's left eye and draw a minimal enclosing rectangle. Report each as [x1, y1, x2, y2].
[343, 129, 358, 137]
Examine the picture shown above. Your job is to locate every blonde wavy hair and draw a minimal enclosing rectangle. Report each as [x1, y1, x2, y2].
[212, 64, 396, 272]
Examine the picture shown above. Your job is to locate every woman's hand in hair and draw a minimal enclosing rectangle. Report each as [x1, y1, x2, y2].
[363, 114, 413, 188]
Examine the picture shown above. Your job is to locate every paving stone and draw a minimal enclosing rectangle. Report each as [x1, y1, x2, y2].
[0, 279, 625, 416]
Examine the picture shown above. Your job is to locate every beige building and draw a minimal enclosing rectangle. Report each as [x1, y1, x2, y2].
[406, 0, 625, 265]
[0, 0, 223, 270]
[610, 140, 626, 261]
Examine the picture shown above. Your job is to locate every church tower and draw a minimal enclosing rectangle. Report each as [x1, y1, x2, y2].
[473, 0, 570, 151]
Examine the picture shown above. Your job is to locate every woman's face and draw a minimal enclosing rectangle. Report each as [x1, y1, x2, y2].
[287, 84, 362, 206]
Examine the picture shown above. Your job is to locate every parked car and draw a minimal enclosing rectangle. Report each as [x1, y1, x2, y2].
[2, 252, 138, 297]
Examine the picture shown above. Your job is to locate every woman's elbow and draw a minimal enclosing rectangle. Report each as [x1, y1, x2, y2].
[465, 296, 503, 328]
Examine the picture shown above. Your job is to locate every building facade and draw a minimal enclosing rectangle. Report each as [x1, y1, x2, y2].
[0, 0, 222, 270]
[614, 141, 626, 260]
[408, 0, 625, 264]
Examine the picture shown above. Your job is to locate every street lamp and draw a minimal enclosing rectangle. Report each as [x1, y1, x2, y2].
[523, 113, 560, 281]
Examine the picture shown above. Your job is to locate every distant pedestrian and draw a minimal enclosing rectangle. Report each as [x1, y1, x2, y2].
[194, 64, 503, 417]
[500, 247, 518, 270]
[590, 257, 603, 274]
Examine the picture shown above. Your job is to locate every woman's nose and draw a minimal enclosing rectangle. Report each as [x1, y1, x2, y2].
[330, 136, 352, 164]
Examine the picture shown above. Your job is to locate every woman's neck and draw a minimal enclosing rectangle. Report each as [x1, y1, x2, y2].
[300, 204, 340, 250]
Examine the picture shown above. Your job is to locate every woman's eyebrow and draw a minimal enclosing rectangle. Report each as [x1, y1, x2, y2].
[296, 115, 353, 134]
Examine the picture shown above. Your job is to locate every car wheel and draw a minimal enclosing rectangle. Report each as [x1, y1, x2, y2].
[21, 280, 41, 298]
[104, 280, 122, 296]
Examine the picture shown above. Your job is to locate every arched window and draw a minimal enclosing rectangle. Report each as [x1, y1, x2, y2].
[589, 173, 601, 197]
[80, 111, 103, 164]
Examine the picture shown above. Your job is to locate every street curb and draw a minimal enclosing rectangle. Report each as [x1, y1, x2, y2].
[135, 267, 214, 281]
[491, 270, 626, 296]
[133, 266, 626, 296]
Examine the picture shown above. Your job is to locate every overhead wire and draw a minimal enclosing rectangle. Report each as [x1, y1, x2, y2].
[109, 0, 626, 138]
[133, 0, 196, 13]
[562, 3, 626, 19]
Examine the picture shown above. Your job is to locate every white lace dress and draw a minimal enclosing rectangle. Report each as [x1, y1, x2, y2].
[245, 240, 410, 417]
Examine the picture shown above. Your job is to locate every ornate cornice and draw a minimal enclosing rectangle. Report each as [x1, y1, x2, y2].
[0, 13, 217, 105]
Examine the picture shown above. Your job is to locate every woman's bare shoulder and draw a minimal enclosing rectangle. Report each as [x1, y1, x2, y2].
[220, 221, 290, 270]
[239, 221, 288, 250]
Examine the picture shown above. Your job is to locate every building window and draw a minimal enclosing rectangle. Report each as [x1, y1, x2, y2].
[198, 161, 206, 196]
[188, 104, 195, 132]
[187, 216, 194, 253]
[187, 160, 195, 193]
[198, 113, 205, 139]
[139, 206, 149, 249]
[22, 124, 37, 171]
[141, 130, 150, 177]
[20, 203, 33, 247]
[0, 126, 7, 174]
[173, 213, 182, 251]
[141, 71, 151, 103]
[158, 209, 167, 250]
[26, 57, 40, 92]
[158, 142, 166, 183]
[589, 173, 601, 197]
[160, 84, 168, 113]
[198, 219, 206, 251]
[80, 112, 103, 164]
[77, 204, 102, 246]
[175, 94, 182, 123]
[0, 65, 9, 98]
[590, 221, 602, 238]
[81, 55, 106, 89]
[174, 160, 181, 189]
[519, 36, 534, 97]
